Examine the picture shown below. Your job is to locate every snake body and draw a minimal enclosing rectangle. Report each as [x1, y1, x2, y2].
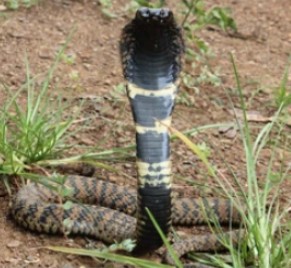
[11, 176, 242, 261]
[11, 8, 242, 264]
[120, 7, 184, 253]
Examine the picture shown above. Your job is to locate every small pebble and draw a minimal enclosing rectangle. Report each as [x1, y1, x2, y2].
[62, 263, 74, 268]
[7, 240, 22, 248]
[5, 257, 20, 264]
[0, 5, 7, 11]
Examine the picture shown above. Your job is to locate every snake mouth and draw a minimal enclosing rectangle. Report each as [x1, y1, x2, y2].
[120, 7, 184, 90]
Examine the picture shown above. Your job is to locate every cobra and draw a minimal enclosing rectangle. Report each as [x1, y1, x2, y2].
[10, 8, 242, 264]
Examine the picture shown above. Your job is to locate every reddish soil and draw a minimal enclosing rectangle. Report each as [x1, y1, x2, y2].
[0, 0, 290, 267]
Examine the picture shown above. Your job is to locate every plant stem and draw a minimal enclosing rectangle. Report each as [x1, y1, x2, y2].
[181, 0, 197, 27]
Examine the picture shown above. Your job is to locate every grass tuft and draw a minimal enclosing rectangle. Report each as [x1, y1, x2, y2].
[170, 55, 291, 267]
[0, 32, 78, 179]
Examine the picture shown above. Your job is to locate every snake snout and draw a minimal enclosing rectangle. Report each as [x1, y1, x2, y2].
[136, 7, 173, 24]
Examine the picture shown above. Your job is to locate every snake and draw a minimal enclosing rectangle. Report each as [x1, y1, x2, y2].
[10, 7, 243, 266]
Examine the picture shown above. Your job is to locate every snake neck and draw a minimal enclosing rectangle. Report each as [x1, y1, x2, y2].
[128, 83, 176, 253]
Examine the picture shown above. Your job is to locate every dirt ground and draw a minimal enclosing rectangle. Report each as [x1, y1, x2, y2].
[0, 0, 290, 267]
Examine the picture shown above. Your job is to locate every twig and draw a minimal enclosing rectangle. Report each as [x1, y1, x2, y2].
[181, 0, 197, 27]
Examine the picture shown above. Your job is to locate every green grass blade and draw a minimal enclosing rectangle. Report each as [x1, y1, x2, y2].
[47, 246, 173, 268]
[145, 208, 183, 268]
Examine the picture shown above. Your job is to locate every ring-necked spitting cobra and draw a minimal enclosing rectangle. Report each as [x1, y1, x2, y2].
[10, 8, 243, 265]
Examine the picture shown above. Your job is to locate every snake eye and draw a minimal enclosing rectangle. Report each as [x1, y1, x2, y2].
[138, 7, 150, 18]
[159, 8, 173, 23]
[159, 9, 166, 18]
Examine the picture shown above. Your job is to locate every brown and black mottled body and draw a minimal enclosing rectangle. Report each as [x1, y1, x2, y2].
[11, 176, 242, 259]
[10, 8, 243, 265]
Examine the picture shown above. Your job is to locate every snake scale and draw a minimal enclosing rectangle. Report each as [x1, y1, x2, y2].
[10, 8, 243, 266]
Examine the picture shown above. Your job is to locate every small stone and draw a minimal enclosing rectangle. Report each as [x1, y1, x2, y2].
[123, 163, 131, 169]
[0, 5, 7, 11]
[66, 255, 75, 261]
[224, 127, 237, 139]
[218, 125, 232, 134]
[62, 263, 74, 268]
[7, 240, 22, 248]
[38, 48, 54, 59]
[104, 79, 111, 86]
[9, 31, 25, 38]
[24, 255, 40, 264]
[83, 63, 91, 70]
[5, 257, 20, 264]
[80, 137, 95, 146]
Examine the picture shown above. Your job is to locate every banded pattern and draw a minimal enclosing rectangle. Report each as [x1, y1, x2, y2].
[120, 7, 184, 252]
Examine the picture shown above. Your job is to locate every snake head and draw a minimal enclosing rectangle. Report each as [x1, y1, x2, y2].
[135, 7, 174, 25]
[120, 7, 184, 89]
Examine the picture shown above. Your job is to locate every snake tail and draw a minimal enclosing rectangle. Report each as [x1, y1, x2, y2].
[120, 7, 184, 253]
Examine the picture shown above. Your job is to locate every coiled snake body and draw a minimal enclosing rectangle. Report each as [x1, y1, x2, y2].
[11, 8, 242, 265]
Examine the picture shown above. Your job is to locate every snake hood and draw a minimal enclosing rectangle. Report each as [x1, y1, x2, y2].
[120, 7, 184, 90]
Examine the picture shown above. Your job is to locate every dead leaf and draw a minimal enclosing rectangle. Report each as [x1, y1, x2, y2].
[228, 108, 291, 127]
[228, 108, 272, 122]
